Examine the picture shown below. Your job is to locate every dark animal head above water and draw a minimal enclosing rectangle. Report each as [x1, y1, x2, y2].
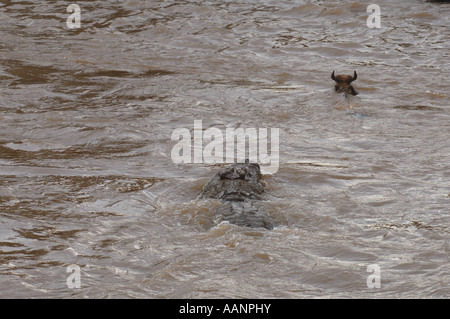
[218, 161, 262, 183]
[201, 160, 264, 202]
[199, 160, 274, 230]
[331, 70, 358, 96]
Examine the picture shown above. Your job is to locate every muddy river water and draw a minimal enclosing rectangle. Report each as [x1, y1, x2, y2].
[0, 0, 449, 298]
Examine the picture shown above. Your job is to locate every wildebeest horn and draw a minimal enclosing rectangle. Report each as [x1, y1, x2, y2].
[352, 71, 357, 82]
[331, 70, 336, 81]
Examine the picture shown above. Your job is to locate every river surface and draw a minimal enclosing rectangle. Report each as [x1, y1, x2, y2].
[0, 0, 449, 298]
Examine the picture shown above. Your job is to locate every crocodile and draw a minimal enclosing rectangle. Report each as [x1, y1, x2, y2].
[199, 160, 276, 230]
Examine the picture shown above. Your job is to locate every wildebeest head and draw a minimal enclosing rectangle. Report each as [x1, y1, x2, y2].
[331, 70, 358, 96]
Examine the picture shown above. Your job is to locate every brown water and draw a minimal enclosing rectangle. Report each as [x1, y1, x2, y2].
[1, 0, 449, 298]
